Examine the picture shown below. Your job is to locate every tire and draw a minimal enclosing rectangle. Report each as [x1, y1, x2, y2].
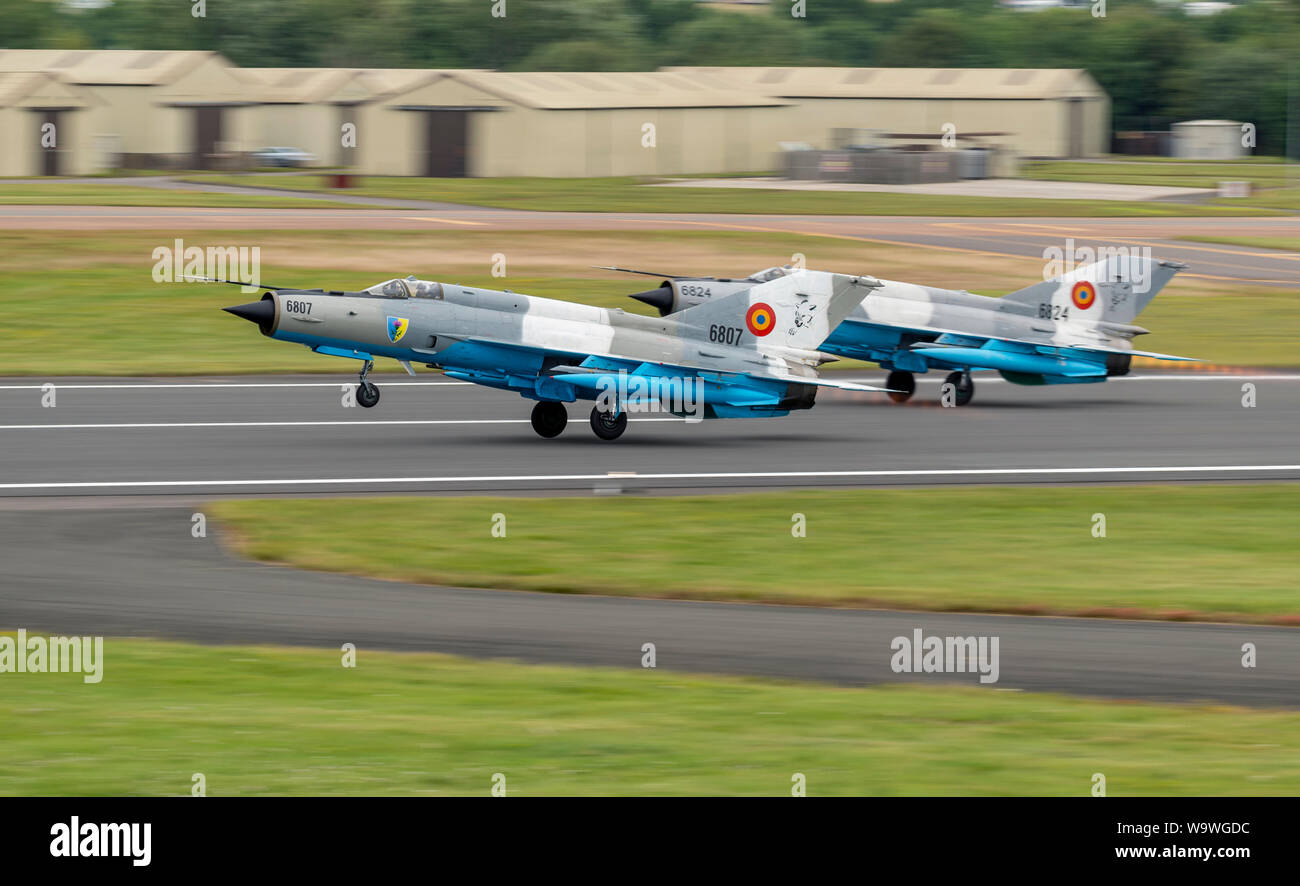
[589, 406, 628, 441]
[885, 370, 916, 404]
[530, 401, 568, 438]
[356, 382, 380, 408]
[943, 371, 974, 407]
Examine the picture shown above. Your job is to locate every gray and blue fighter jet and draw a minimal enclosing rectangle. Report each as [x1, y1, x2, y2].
[220, 270, 890, 440]
[619, 254, 1193, 406]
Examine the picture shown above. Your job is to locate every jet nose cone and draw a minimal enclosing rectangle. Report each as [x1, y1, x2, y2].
[223, 300, 273, 322]
[628, 285, 674, 317]
[222, 298, 275, 333]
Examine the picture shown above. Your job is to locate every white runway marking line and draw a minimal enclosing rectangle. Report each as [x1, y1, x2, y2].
[0, 381, 473, 390]
[0, 374, 1296, 392]
[2, 465, 1297, 490]
[0, 418, 685, 431]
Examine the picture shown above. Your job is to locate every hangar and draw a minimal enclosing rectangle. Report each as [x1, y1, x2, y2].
[668, 66, 1111, 159]
[0, 49, 258, 170]
[320, 69, 789, 177]
[235, 68, 453, 170]
[0, 72, 97, 176]
[0, 56, 1111, 175]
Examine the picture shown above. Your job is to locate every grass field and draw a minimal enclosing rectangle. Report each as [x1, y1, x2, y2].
[1177, 236, 1300, 252]
[2, 636, 1297, 796]
[214, 486, 1300, 624]
[177, 172, 1276, 217]
[1, 228, 1293, 375]
[0, 181, 381, 209]
[1022, 159, 1295, 190]
[1012, 160, 1300, 212]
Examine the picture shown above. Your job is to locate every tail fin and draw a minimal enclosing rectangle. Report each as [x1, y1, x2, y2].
[675, 270, 878, 351]
[1001, 255, 1184, 325]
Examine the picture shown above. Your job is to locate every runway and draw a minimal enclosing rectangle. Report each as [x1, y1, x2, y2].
[1, 205, 1295, 286]
[1, 507, 1296, 706]
[1, 372, 1296, 497]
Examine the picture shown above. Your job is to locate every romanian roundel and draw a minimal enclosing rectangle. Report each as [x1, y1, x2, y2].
[745, 302, 776, 337]
[1071, 281, 1097, 310]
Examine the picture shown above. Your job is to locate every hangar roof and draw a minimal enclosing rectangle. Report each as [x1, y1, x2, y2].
[665, 67, 1107, 100]
[0, 71, 96, 109]
[235, 68, 468, 104]
[417, 70, 788, 109]
[0, 49, 221, 85]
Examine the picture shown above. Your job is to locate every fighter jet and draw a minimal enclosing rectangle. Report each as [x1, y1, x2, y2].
[219, 270, 889, 440]
[619, 255, 1192, 405]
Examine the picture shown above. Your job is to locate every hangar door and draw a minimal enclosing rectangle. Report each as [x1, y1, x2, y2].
[39, 110, 62, 176]
[192, 106, 224, 170]
[1067, 98, 1085, 158]
[422, 110, 467, 177]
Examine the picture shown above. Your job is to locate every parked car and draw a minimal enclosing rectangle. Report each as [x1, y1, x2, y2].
[251, 146, 316, 168]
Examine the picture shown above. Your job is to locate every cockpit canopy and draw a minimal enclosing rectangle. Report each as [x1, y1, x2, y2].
[364, 276, 443, 299]
[745, 266, 796, 283]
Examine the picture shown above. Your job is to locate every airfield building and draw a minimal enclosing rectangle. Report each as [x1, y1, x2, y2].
[669, 66, 1111, 160]
[0, 53, 1111, 177]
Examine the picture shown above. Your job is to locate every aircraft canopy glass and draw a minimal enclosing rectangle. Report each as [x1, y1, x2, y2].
[363, 276, 443, 299]
[746, 266, 795, 283]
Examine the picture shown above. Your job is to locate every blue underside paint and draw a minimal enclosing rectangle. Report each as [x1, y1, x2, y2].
[822, 319, 1111, 384]
[277, 328, 800, 416]
[910, 346, 1106, 378]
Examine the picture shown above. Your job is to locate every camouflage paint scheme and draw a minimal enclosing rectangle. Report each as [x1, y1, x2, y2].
[223, 269, 889, 439]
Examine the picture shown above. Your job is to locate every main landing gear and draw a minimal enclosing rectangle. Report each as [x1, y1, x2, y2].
[530, 401, 568, 438]
[589, 406, 628, 441]
[885, 370, 916, 404]
[528, 402, 628, 440]
[355, 360, 380, 408]
[943, 370, 974, 407]
[883, 369, 975, 406]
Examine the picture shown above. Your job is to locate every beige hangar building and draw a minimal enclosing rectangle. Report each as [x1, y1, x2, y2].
[0, 52, 1110, 177]
[0, 49, 259, 173]
[670, 66, 1112, 159]
[235, 68, 789, 177]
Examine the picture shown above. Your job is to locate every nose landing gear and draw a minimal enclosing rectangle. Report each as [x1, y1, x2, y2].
[355, 360, 380, 408]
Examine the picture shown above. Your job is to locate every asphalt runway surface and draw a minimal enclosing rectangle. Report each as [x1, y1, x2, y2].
[1, 506, 1296, 706]
[2, 205, 1295, 286]
[0, 372, 1296, 497]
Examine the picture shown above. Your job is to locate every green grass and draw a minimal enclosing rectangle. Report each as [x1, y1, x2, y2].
[1021, 160, 1300, 211]
[0, 182, 383, 209]
[1, 228, 1295, 375]
[1176, 236, 1300, 252]
[1210, 185, 1300, 212]
[3, 636, 1298, 796]
[0, 265, 643, 375]
[1134, 290, 1300, 367]
[178, 173, 1277, 217]
[214, 486, 1300, 623]
[1022, 159, 1296, 190]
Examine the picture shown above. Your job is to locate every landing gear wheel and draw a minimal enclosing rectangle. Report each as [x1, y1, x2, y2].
[885, 370, 916, 404]
[530, 401, 568, 438]
[354, 359, 379, 408]
[589, 406, 628, 441]
[943, 370, 974, 407]
[356, 381, 380, 408]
